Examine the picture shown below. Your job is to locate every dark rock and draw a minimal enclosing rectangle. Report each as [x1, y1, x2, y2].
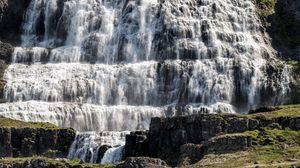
[179, 143, 204, 165]
[0, 127, 76, 158]
[205, 134, 252, 153]
[249, 106, 276, 114]
[0, 41, 13, 63]
[96, 145, 111, 163]
[147, 114, 258, 157]
[178, 134, 252, 165]
[120, 157, 169, 168]
[0, 0, 31, 43]
[125, 131, 148, 158]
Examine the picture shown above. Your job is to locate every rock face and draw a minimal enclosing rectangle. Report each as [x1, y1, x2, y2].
[125, 113, 300, 166]
[147, 114, 258, 157]
[125, 131, 149, 158]
[0, 127, 76, 158]
[0, 0, 31, 43]
[179, 134, 252, 164]
[0, 41, 12, 101]
[275, 0, 300, 60]
[0, 41, 13, 63]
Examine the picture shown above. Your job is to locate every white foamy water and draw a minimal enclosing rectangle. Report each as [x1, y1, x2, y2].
[0, 0, 291, 164]
[68, 131, 129, 163]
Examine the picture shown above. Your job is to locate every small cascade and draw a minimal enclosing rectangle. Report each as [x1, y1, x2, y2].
[67, 133, 100, 163]
[68, 132, 129, 163]
[0, 0, 291, 164]
[101, 145, 125, 164]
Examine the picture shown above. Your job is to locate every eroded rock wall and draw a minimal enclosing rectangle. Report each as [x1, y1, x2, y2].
[0, 127, 76, 158]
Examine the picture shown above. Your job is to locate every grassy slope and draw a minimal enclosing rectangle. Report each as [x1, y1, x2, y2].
[248, 104, 300, 118]
[0, 115, 61, 130]
[0, 157, 116, 168]
[189, 104, 300, 168]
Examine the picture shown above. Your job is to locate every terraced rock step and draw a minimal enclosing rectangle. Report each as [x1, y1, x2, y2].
[0, 116, 76, 158]
[125, 105, 300, 166]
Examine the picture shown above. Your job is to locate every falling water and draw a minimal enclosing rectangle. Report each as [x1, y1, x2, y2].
[68, 131, 129, 163]
[101, 145, 125, 164]
[0, 0, 290, 163]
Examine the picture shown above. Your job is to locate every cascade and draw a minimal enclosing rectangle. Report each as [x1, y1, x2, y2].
[0, 0, 290, 164]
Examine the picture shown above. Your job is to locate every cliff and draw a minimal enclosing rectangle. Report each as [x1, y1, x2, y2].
[0, 116, 76, 158]
[125, 105, 300, 167]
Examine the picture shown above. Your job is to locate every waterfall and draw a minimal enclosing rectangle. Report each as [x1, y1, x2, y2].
[0, 0, 290, 164]
[68, 131, 129, 163]
[101, 145, 125, 164]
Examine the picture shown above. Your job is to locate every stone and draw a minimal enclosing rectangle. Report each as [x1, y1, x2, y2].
[0, 0, 31, 43]
[147, 114, 258, 157]
[249, 106, 276, 114]
[0, 41, 13, 63]
[205, 134, 252, 153]
[125, 131, 148, 158]
[121, 157, 169, 168]
[0, 126, 76, 158]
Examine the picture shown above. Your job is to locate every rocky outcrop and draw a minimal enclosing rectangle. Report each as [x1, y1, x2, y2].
[125, 131, 149, 158]
[0, 41, 13, 63]
[120, 157, 169, 168]
[0, 41, 12, 101]
[147, 114, 258, 157]
[0, 126, 76, 158]
[0, 0, 31, 43]
[179, 134, 252, 165]
[125, 112, 300, 166]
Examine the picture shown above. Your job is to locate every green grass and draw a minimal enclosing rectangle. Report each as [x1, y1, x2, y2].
[287, 60, 299, 66]
[246, 104, 300, 119]
[189, 126, 300, 168]
[0, 157, 115, 168]
[0, 116, 60, 130]
[246, 126, 300, 164]
[256, 0, 277, 16]
[188, 105, 300, 167]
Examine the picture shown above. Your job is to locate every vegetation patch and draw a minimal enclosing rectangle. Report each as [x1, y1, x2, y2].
[246, 104, 300, 119]
[0, 116, 60, 130]
[0, 157, 115, 168]
[256, 0, 277, 16]
[245, 126, 300, 165]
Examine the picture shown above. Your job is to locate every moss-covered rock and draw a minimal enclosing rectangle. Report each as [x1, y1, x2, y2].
[125, 104, 300, 166]
[0, 116, 76, 158]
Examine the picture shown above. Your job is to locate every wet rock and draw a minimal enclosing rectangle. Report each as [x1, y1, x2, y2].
[125, 131, 148, 158]
[0, 0, 31, 43]
[0, 41, 13, 63]
[96, 145, 111, 163]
